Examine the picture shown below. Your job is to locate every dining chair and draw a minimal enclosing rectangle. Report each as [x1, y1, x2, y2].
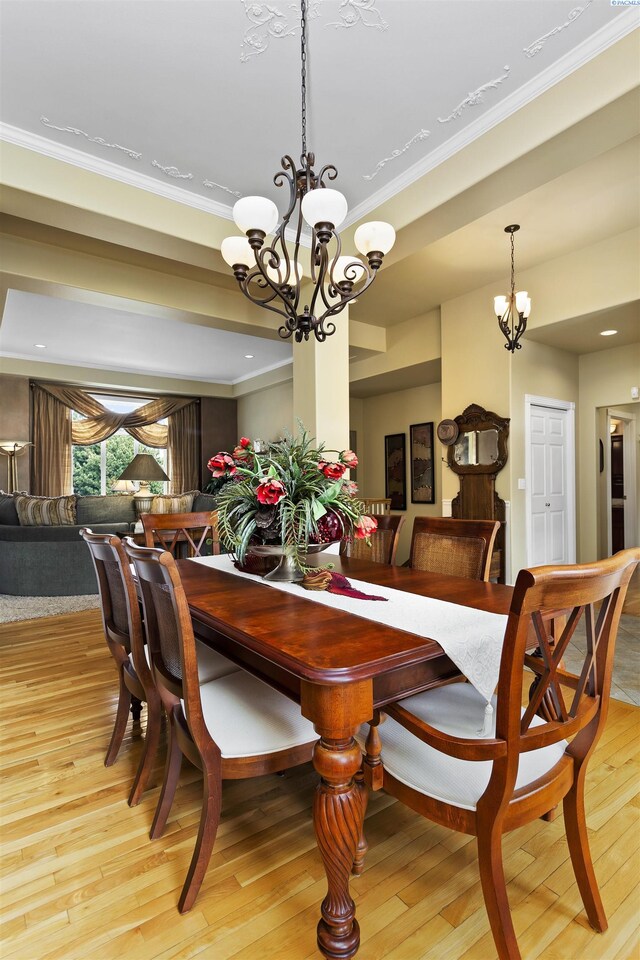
[340, 514, 404, 565]
[81, 528, 162, 806]
[361, 548, 640, 960]
[141, 510, 220, 558]
[359, 497, 391, 516]
[409, 516, 500, 580]
[124, 539, 318, 913]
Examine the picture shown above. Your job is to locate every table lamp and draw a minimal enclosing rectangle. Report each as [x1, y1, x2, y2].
[0, 441, 33, 492]
[117, 453, 170, 515]
[110, 479, 136, 494]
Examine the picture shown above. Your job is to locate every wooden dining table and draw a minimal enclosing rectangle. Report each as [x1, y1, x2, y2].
[177, 554, 514, 959]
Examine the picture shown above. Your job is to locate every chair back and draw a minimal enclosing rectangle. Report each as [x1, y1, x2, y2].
[340, 514, 404, 565]
[488, 549, 639, 806]
[80, 528, 151, 687]
[141, 510, 220, 558]
[409, 517, 500, 580]
[123, 539, 207, 746]
[360, 498, 391, 516]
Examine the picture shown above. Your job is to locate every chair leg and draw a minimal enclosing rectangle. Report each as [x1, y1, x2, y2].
[563, 775, 607, 932]
[477, 821, 521, 960]
[128, 691, 161, 807]
[352, 765, 369, 876]
[178, 764, 222, 913]
[105, 672, 132, 767]
[150, 712, 182, 840]
[130, 696, 143, 721]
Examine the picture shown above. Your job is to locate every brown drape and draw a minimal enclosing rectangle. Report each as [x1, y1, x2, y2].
[167, 402, 199, 493]
[31, 385, 73, 496]
[39, 383, 193, 447]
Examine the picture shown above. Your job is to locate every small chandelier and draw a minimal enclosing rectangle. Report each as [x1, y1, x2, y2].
[221, 0, 395, 343]
[493, 224, 531, 352]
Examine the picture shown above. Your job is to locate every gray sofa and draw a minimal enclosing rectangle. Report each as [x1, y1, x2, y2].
[0, 492, 218, 597]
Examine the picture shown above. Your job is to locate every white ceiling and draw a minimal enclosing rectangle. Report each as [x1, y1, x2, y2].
[0, 1, 638, 385]
[0, 1, 633, 220]
[0, 289, 292, 383]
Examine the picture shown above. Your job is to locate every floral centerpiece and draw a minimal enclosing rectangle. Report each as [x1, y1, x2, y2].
[214, 430, 376, 579]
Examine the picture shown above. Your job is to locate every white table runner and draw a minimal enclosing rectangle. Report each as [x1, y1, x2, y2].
[190, 555, 507, 729]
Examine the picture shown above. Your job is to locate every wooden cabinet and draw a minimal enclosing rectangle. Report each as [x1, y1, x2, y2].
[446, 403, 509, 583]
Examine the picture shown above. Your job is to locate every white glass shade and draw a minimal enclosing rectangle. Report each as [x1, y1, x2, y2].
[332, 256, 365, 284]
[221, 236, 254, 268]
[301, 188, 348, 229]
[515, 290, 529, 313]
[233, 196, 279, 235]
[266, 259, 303, 284]
[494, 295, 508, 318]
[354, 221, 396, 256]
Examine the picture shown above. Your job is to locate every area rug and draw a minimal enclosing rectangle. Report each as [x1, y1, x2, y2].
[0, 594, 101, 624]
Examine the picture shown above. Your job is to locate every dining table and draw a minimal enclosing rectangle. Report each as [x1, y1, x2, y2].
[177, 553, 514, 959]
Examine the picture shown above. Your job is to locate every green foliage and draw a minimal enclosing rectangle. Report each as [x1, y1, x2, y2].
[73, 433, 167, 496]
[73, 444, 101, 495]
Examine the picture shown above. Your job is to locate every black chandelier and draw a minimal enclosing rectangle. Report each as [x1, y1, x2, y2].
[493, 224, 531, 352]
[221, 0, 395, 343]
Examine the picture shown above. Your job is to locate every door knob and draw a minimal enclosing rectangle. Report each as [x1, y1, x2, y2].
[545, 502, 550, 507]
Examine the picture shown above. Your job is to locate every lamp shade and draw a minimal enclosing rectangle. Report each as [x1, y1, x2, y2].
[354, 221, 396, 255]
[233, 196, 279, 235]
[332, 256, 365, 284]
[221, 236, 254, 268]
[118, 454, 170, 483]
[301, 188, 348, 229]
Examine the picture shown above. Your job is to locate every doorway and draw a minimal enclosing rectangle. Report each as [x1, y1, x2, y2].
[525, 395, 576, 567]
[604, 408, 638, 555]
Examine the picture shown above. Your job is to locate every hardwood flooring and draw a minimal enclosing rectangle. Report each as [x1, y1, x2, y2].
[1, 609, 638, 960]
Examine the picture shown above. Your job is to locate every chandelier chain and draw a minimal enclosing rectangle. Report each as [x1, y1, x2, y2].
[510, 229, 516, 296]
[300, 0, 307, 158]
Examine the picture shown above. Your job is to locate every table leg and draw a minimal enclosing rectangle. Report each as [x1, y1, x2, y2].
[313, 735, 364, 959]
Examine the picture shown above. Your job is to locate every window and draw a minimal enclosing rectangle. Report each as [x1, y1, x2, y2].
[72, 396, 168, 496]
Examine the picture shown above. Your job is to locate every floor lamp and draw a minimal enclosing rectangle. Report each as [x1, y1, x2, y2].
[0, 441, 33, 492]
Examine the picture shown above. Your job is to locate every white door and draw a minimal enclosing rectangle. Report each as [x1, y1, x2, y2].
[526, 400, 576, 566]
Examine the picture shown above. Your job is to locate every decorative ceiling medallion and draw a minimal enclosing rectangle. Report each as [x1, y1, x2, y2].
[438, 66, 511, 124]
[363, 128, 430, 181]
[240, 2, 299, 61]
[523, 1, 593, 58]
[202, 178, 242, 198]
[151, 160, 193, 180]
[326, 0, 388, 31]
[40, 116, 142, 160]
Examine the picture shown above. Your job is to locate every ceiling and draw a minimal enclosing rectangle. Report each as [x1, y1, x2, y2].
[0, 1, 638, 389]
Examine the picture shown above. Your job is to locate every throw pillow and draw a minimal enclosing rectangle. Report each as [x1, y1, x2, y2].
[0, 490, 24, 525]
[149, 490, 198, 515]
[13, 493, 77, 526]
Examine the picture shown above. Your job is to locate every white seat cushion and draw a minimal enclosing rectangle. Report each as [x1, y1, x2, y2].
[358, 683, 567, 811]
[188, 672, 317, 759]
[194, 639, 240, 683]
[130, 640, 239, 684]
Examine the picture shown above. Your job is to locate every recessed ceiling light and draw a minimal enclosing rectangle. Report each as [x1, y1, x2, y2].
[600, 330, 618, 336]
[34, 343, 46, 348]
[244, 354, 254, 359]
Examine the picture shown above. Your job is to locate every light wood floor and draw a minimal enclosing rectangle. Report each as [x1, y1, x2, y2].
[1, 610, 639, 960]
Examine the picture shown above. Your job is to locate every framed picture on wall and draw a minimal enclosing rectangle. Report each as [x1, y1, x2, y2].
[410, 422, 435, 504]
[384, 433, 406, 510]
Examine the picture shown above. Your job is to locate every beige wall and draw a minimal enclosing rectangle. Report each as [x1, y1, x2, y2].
[360, 382, 442, 565]
[0, 373, 31, 491]
[349, 398, 365, 492]
[237, 381, 294, 444]
[579, 343, 640, 560]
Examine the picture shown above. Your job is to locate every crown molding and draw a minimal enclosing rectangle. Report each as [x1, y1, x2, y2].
[343, 11, 640, 227]
[0, 121, 236, 221]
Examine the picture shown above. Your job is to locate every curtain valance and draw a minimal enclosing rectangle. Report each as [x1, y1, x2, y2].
[38, 383, 194, 447]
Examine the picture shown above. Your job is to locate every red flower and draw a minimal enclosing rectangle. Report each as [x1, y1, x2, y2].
[232, 444, 252, 461]
[342, 480, 358, 496]
[354, 515, 377, 540]
[321, 461, 346, 480]
[256, 479, 286, 505]
[207, 452, 237, 478]
[341, 449, 358, 469]
[239, 437, 251, 449]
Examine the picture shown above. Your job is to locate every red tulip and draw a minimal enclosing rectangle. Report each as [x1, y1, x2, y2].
[256, 479, 286, 505]
[341, 449, 358, 469]
[207, 453, 237, 478]
[321, 461, 346, 480]
[354, 515, 377, 540]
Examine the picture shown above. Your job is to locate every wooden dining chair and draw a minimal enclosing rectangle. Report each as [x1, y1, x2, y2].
[124, 539, 318, 913]
[340, 514, 404, 565]
[359, 497, 391, 516]
[141, 510, 220, 558]
[361, 548, 640, 960]
[408, 516, 500, 580]
[81, 528, 162, 806]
